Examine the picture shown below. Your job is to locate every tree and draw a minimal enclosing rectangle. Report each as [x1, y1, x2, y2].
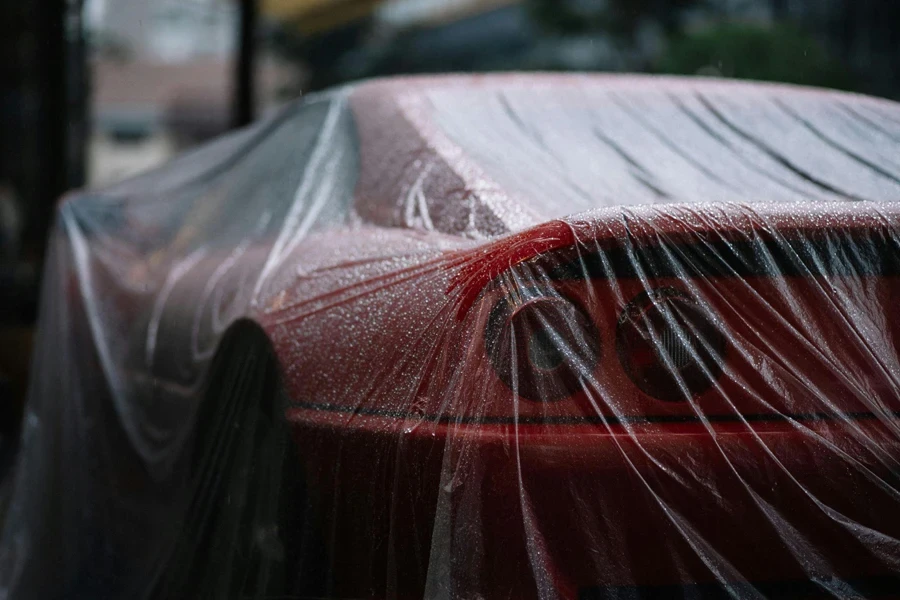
[658, 22, 856, 91]
[527, 0, 702, 40]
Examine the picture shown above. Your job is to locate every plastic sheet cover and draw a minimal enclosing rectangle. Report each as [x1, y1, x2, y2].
[4, 75, 900, 599]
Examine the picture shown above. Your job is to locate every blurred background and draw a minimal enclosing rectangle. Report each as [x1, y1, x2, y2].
[0, 0, 898, 436]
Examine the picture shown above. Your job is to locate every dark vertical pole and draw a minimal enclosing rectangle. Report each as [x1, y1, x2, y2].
[32, 0, 87, 248]
[68, 0, 89, 190]
[234, 0, 258, 128]
[25, 0, 68, 264]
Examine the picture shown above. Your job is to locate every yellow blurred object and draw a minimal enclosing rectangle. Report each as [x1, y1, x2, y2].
[262, 0, 384, 34]
[262, 0, 520, 34]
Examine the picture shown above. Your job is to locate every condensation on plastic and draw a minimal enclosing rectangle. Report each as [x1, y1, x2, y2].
[3, 74, 900, 599]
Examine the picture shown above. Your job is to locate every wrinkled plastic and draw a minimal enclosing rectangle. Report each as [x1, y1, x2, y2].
[4, 75, 900, 599]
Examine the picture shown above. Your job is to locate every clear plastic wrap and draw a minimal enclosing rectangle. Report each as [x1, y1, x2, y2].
[4, 74, 900, 599]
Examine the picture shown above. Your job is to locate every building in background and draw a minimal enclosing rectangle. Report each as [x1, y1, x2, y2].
[87, 0, 237, 63]
[89, 57, 293, 186]
[86, 0, 299, 186]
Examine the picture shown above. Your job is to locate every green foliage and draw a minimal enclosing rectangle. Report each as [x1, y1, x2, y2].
[527, 0, 700, 38]
[658, 22, 855, 90]
[525, 0, 596, 34]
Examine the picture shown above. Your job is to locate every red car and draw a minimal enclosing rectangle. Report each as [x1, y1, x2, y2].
[6, 75, 900, 600]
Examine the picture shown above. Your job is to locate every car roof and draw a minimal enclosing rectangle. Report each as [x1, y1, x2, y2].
[350, 74, 900, 237]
